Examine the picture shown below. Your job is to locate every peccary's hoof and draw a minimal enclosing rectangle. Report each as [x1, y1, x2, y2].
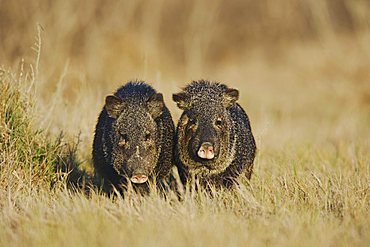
[130, 174, 148, 184]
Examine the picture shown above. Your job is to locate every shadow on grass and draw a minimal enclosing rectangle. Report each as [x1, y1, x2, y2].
[53, 134, 175, 197]
[53, 132, 111, 194]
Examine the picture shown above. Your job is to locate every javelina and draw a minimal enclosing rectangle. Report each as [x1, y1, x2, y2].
[92, 81, 175, 191]
[173, 80, 256, 187]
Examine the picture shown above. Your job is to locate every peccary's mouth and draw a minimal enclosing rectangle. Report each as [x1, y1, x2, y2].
[198, 157, 215, 163]
[193, 157, 217, 169]
[130, 174, 148, 184]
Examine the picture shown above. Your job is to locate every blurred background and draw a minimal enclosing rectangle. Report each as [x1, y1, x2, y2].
[1, 0, 369, 157]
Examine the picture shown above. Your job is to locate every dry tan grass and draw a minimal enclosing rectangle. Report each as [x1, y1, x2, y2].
[0, 0, 369, 246]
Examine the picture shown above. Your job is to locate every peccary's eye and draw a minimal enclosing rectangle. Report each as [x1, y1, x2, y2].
[144, 132, 151, 141]
[215, 118, 223, 126]
[188, 118, 196, 126]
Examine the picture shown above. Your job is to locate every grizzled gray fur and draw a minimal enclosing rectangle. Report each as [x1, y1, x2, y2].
[93, 81, 175, 191]
[173, 80, 256, 187]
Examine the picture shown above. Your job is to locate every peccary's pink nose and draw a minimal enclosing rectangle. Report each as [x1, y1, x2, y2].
[130, 174, 148, 184]
[197, 142, 215, 160]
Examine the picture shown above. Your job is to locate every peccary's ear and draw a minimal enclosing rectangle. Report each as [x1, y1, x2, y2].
[105, 95, 123, 119]
[147, 93, 164, 118]
[173, 92, 190, 110]
[223, 88, 239, 108]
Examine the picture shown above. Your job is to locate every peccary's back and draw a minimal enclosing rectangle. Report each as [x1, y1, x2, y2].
[114, 82, 156, 100]
[226, 103, 256, 179]
[93, 108, 118, 184]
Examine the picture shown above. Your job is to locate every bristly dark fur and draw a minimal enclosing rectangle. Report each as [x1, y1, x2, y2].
[173, 79, 256, 187]
[115, 81, 156, 100]
[93, 81, 175, 193]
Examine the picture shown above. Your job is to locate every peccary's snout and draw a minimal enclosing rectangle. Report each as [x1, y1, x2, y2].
[130, 174, 148, 184]
[197, 142, 215, 160]
[127, 155, 151, 184]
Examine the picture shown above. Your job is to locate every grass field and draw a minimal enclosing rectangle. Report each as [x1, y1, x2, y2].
[1, 1, 369, 246]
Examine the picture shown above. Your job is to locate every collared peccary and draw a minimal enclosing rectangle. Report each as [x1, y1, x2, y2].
[92, 81, 175, 192]
[172, 80, 256, 187]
